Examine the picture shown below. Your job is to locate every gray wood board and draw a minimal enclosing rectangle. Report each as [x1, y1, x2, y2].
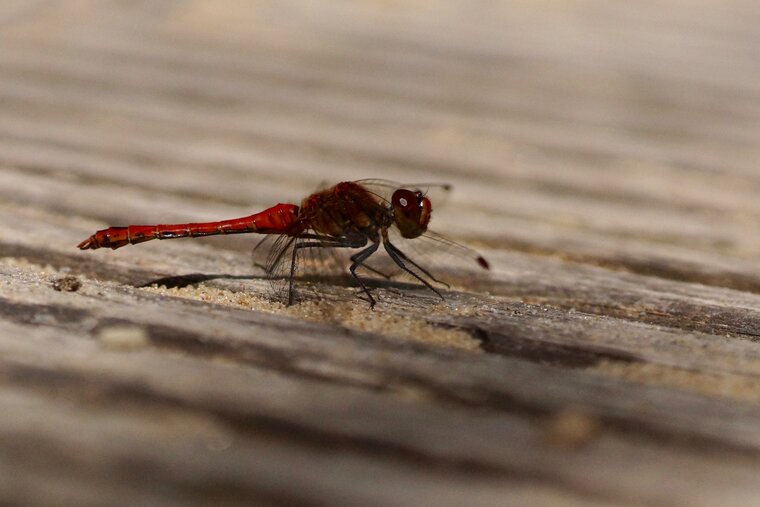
[1, 1, 760, 506]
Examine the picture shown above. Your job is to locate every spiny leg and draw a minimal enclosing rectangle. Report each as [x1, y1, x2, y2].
[348, 241, 381, 308]
[385, 241, 449, 288]
[287, 234, 369, 306]
[383, 240, 445, 301]
[357, 264, 392, 280]
[350, 252, 392, 280]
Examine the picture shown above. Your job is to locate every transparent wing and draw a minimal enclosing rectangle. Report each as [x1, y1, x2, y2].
[251, 235, 295, 302]
[355, 179, 454, 210]
[371, 227, 489, 290]
[252, 231, 369, 304]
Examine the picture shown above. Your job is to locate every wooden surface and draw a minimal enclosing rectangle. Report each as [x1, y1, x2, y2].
[2, 1, 760, 505]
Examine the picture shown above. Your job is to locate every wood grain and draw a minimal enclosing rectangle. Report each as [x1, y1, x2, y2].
[1, 1, 760, 505]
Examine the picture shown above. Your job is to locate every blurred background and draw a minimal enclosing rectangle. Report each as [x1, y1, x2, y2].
[3, 0, 760, 263]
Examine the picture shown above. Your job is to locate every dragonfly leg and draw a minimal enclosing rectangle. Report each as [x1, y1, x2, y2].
[385, 241, 449, 288]
[349, 246, 392, 280]
[354, 262, 392, 280]
[383, 240, 445, 301]
[287, 234, 371, 306]
[348, 241, 381, 308]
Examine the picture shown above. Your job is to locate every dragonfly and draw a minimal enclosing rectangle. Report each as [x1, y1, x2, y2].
[78, 179, 489, 307]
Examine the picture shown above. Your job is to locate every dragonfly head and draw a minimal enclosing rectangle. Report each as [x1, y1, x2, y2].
[391, 188, 432, 238]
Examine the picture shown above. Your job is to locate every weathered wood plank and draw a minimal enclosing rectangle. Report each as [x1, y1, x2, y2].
[2, 1, 760, 506]
[5, 252, 760, 507]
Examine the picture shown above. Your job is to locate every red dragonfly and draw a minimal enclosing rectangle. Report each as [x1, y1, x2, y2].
[78, 180, 489, 307]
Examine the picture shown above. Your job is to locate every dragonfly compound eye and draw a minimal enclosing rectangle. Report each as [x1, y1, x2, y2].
[392, 189, 417, 210]
[392, 189, 430, 238]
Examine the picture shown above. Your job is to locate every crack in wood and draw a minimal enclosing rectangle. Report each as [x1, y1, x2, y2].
[449, 323, 639, 368]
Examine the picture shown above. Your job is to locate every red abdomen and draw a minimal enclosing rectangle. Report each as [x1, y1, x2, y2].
[78, 203, 299, 250]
